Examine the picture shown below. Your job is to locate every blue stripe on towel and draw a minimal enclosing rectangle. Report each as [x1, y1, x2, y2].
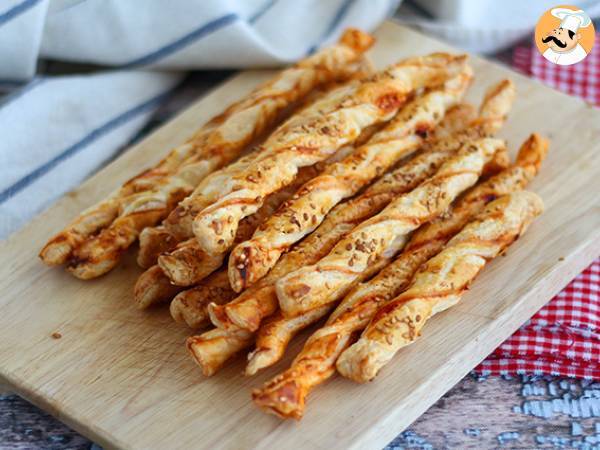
[0, 0, 43, 27]
[121, 1, 283, 69]
[306, 0, 356, 55]
[249, 0, 278, 23]
[121, 13, 238, 68]
[0, 77, 45, 108]
[0, 88, 173, 203]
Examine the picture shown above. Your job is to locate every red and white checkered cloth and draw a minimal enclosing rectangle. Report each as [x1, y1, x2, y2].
[476, 35, 600, 380]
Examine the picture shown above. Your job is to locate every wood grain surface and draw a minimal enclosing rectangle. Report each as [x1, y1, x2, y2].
[4, 375, 599, 449]
[0, 21, 599, 450]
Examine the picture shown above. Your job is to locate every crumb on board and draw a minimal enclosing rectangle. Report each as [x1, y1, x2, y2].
[51, 332, 62, 339]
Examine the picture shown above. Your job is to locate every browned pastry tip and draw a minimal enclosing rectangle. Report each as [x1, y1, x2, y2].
[186, 327, 255, 377]
[337, 28, 376, 53]
[515, 133, 549, 170]
[134, 265, 183, 310]
[157, 239, 224, 286]
[137, 225, 179, 269]
[170, 270, 236, 329]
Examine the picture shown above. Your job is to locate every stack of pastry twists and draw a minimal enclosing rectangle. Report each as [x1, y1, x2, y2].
[207, 78, 514, 334]
[185, 79, 514, 376]
[172, 53, 469, 257]
[39, 29, 375, 279]
[138, 126, 378, 313]
[336, 190, 544, 382]
[143, 122, 380, 280]
[250, 134, 547, 418]
[133, 162, 324, 308]
[37, 32, 550, 422]
[137, 81, 379, 270]
[227, 68, 473, 292]
[275, 136, 507, 317]
[155, 163, 324, 287]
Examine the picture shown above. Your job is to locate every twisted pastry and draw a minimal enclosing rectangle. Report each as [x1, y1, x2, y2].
[336, 191, 544, 382]
[187, 91, 510, 376]
[228, 68, 473, 292]
[209, 81, 514, 333]
[137, 225, 179, 269]
[245, 134, 525, 372]
[276, 137, 506, 317]
[187, 327, 255, 377]
[41, 29, 374, 277]
[157, 160, 328, 286]
[170, 270, 236, 329]
[133, 265, 183, 310]
[190, 53, 469, 256]
[249, 134, 547, 418]
[190, 209, 358, 375]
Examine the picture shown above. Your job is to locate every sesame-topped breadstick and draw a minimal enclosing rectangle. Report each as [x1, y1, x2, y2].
[41, 29, 375, 278]
[227, 68, 473, 292]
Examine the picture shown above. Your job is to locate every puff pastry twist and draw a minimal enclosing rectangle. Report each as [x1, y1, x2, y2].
[228, 69, 473, 292]
[40, 29, 374, 278]
[336, 190, 544, 382]
[187, 86, 512, 376]
[190, 53, 469, 256]
[170, 270, 237, 329]
[276, 137, 507, 317]
[249, 134, 547, 418]
[209, 81, 514, 333]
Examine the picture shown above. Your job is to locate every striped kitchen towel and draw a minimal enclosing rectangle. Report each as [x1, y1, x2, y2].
[0, 0, 399, 238]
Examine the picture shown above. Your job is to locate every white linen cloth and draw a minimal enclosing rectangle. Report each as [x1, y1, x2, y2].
[396, 0, 600, 53]
[0, 0, 399, 238]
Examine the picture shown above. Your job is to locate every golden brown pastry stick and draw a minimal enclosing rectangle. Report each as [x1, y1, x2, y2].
[189, 189, 386, 376]
[137, 225, 179, 269]
[133, 265, 183, 310]
[246, 135, 528, 373]
[428, 103, 476, 139]
[188, 91, 510, 376]
[228, 68, 473, 292]
[42, 29, 374, 276]
[248, 134, 548, 417]
[210, 80, 514, 332]
[156, 160, 328, 286]
[187, 327, 255, 377]
[276, 137, 506, 317]
[191, 53, 469, 256]
[337, 191, 544, 382]
[170, 270, 237, 329]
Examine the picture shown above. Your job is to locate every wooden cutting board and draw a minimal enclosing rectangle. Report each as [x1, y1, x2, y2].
[1, 21, 599, 450]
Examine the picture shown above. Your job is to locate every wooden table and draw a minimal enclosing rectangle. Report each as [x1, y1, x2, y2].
[3, 374, 599, 449]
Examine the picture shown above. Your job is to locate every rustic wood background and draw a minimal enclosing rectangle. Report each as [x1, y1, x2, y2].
[3, 374, 600, 449]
